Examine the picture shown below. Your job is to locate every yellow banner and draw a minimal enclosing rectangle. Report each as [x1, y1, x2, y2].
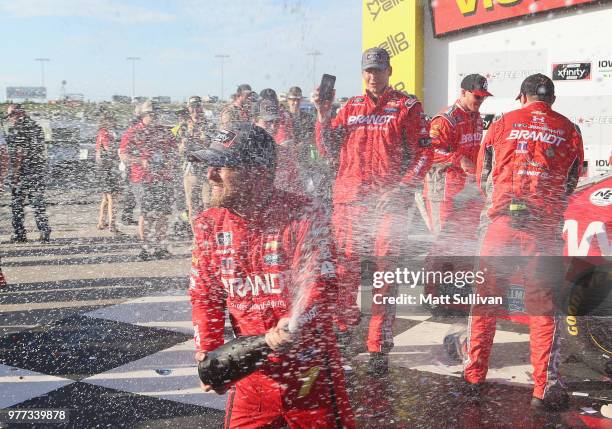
[362, 0, 423, 100]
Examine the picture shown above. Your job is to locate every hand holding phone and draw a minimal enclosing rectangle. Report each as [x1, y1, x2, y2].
[313, 74, 336, 121]
[319, 74, 336, 102]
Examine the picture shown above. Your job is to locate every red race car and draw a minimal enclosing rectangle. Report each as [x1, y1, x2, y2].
[562, 171, 612, 376]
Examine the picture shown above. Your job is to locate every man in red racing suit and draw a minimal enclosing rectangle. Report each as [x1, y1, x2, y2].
[189, 124, 354, 429]
[314, 47, 432, 372]
[465, 74, 584, 410]
[423, 74, 491, 238]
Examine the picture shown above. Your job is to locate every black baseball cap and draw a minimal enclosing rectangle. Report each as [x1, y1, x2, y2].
[257, 100, 280, 121]
[361, 47, 391, 71]
[236, 84, 252, 95]
[259, 88, 278, 103]
[188, 95, 202, 106]
[516, 73, 555, 100]
[189, 123, 276, 170]
[461, 74, 493, 97]
[176, 107, 189, 118]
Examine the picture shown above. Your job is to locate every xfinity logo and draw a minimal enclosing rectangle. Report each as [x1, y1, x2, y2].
[482, 114, 495, 130]
[552, 63, 591, 81]
[366, 0, 404, 21]
[348, 114, 394, 126]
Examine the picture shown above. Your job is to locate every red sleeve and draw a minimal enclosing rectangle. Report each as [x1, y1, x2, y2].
[429, 116, 460, 166]
[275, 109, 294, 145]
[286, 203, 338, 336]
[189, 217, 226, 352]
[399, 102, 433, 187]
[315, 104, 347, 158]
[96, 129, 111, 153]
[119, 126, 134, 156]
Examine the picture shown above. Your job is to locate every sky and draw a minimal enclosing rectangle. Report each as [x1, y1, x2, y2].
[0, 0, 362, 102]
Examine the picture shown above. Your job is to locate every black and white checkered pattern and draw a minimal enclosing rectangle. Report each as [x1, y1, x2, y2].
[1, 203, 608, 428]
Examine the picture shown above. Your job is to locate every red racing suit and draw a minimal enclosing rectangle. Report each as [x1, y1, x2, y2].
[423, 102, 484, 236]
[190, 190, 354, 429]
[119, 121, 146, 183]
[316, 87, 432, 352]
[120, 124, 177, 184]
[465, 101, 584, 400]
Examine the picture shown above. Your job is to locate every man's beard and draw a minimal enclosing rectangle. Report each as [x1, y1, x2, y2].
[209, 184, 244, 209]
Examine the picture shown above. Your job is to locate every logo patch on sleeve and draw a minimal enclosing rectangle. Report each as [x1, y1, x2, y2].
[216, 231, 233, 246]
[264, 254, 282, 265]
[213, 130, 238, 148]
[404, 97, 419, 109]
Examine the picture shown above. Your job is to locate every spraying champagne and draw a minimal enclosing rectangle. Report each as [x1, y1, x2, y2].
[197, 285, 317, 390]
[198, 202, 326, 390]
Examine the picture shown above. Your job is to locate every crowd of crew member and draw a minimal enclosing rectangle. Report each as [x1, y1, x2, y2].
[0, 85, 328, 260]
[106, 84, 331, 260]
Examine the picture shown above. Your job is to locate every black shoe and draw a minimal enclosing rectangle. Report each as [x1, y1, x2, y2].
[530, 390, 569, 412]
[137, 248, 152, 261]
[336, 329, 356, 360]
[152, 248, 172, 259]
[459, 378, 484, 403]
[444, 332, 467, 363]
[121, 217, 138, 226]
[367, 352, 389, 376]
[173, 221, 192, 239]
[10, 235, 27, 243]
[39, 230, 51, 243]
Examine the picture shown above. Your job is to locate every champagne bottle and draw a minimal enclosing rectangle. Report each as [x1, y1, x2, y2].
[198, 335, 271, 390]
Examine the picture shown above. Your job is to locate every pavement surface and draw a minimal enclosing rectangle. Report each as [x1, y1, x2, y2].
[0, 188, 611, 428]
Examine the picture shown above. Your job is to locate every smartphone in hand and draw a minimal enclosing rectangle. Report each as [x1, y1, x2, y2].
[319, 74, 336, 102]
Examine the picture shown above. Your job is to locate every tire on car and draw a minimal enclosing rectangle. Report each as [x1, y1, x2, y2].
[562, 265, 612, 375]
